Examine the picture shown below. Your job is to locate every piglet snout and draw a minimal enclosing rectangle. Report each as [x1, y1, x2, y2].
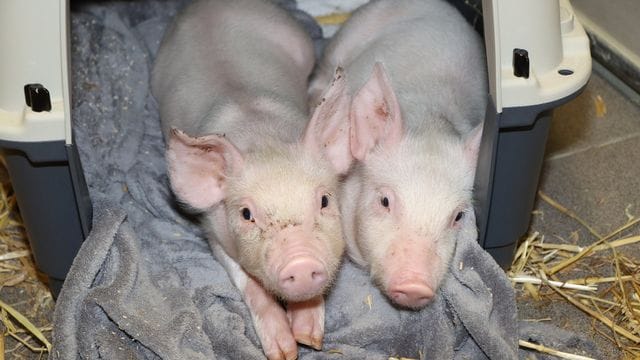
[388, 280, 434, 309]
[278, 256, 328, 300]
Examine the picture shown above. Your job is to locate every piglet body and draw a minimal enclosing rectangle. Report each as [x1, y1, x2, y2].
[310, 0, 487, 309]
[151, 0, 351, 358]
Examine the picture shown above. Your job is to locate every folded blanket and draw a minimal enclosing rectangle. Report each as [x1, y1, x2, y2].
[52, 203, 519, 359]
[50, 1, 596, 359]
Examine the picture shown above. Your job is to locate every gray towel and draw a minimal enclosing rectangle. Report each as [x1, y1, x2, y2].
[52, 204, 518, 359]
[49, 1, 597, 359]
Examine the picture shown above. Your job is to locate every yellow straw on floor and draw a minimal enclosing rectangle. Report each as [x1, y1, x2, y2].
[315, 12, 351, 26]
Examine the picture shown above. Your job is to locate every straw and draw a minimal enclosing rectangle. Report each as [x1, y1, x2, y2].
[0, 300, 51, 352]
[518, 340, 596, 360]
[0, 163, 53, 356]
[512, 192, 640, 357]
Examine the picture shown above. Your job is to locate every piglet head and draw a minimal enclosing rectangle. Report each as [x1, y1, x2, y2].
[227, 170, 344, 302]
[349, 62, 482, 309]
[166, 69, 351, 302]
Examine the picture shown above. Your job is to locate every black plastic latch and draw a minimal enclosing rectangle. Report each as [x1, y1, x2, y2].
[24, 83, 52, 112]
[513, 48, 530, 79]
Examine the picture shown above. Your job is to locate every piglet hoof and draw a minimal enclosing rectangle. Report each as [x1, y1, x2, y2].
[256, 306, 298, 360]
[262, 329, 298, 360]
[245, 280, 298, 360]
[286, 296, 325, 350]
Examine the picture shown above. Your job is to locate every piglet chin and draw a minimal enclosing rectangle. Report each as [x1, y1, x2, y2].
[386, 279, 435, 309]
[275, 255, 329, 302]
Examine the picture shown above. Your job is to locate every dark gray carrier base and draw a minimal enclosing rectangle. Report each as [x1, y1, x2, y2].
[474, 86, 587, 269]
[0, 140, 92, 297]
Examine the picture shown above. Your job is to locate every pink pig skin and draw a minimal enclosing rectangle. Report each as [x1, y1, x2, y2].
[310, 0, 487, 309]
[151, 0, 352, 358]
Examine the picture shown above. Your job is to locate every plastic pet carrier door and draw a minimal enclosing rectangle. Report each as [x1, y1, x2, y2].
[0, 0, 92, 296]
[0, 0, 591, 296]
[474, 0, 591, 268]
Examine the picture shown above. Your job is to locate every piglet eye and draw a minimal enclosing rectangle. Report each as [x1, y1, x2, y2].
[454, 211, 464, 222]
[241, 208, 252, 221]
[321, 195, 329, 209]
[381, 197, 390, 208]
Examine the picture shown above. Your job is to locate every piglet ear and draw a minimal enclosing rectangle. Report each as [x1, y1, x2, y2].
[350, 62, 403, 161]
[464, 123, 483, 172]
[166, 128, 243, 211]
[303, 67, 352, 174]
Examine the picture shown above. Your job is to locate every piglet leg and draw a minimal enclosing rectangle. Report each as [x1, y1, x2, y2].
[213, 244, 298, 360]
[286, 296, 325, 350]
[245, 278, 298, 360]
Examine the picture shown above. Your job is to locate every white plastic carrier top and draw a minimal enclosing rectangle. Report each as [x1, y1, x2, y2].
[0, 0, 71, 144]
[483, 0, 592, 112]
[0, 0, 591, 143]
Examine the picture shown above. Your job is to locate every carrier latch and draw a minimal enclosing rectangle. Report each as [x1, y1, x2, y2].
[513, 48, 530, 79]
[24, 83, 52, 112]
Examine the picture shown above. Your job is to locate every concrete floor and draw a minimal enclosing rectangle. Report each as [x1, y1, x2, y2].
[2, 59, 639, 359]
[571, 0, 640, 97]
[572, 0, 640, 64]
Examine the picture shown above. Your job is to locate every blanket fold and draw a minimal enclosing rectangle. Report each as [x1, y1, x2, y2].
[52, 204, 519, 359]
[52, 207, 216, 359]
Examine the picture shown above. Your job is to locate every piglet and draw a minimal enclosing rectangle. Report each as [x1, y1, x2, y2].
[151, 0, 351, 358]
[310, 0, 487, 309]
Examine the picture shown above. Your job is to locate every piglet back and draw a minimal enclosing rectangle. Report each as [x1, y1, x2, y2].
[151, 0, 315, 142]
[313, 0, 486, 136]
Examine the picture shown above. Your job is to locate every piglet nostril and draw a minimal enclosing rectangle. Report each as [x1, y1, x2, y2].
[278, 257, 328, 298]
[311, 270, 326, 283]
